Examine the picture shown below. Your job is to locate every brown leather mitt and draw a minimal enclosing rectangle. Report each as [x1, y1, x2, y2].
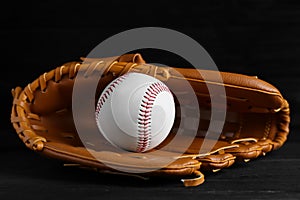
[11, 53, 290, 187]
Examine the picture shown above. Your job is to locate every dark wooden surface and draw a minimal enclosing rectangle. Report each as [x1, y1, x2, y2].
[0, 127, 299, 200]
[1, 0, 300, 199]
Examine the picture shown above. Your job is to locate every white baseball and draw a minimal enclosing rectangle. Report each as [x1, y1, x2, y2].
[95, 72, 175, 152]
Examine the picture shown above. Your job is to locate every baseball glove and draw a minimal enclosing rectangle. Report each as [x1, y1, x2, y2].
[11, 53, 290, 187]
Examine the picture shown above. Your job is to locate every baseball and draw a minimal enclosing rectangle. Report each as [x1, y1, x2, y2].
[95, 72, 175, 152]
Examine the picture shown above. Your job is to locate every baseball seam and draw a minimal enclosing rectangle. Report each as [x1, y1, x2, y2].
[136, 82, 172, 152]
[95, 74, 128, 120]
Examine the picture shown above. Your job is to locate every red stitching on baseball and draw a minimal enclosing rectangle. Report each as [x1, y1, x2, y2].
[136, 82, 171, 152]
[95, 74, 128, 119]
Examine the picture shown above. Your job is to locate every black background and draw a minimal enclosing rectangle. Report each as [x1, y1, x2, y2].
[1, 0, 300, 199]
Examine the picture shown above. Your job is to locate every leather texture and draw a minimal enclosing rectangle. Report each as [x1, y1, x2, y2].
[11, 53, 290, 187]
